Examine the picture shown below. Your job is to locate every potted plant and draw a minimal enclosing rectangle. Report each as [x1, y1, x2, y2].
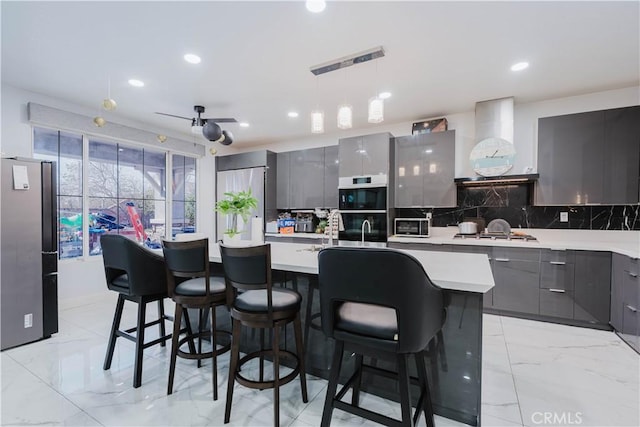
[214, 188, 259, 240]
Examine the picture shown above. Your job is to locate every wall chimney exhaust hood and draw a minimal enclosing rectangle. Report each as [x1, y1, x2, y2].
[459, 96, 537, 185]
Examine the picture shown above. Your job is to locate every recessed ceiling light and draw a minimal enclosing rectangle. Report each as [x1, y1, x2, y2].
[306, 1, 326, 13]
[128, 79, 144, 87]
[184, 54, 201, 64]
[378, 92, 392, 99]
[239, 122, 250, 128]
[288, 111, 299, 118]
[510, 62, 529, 72]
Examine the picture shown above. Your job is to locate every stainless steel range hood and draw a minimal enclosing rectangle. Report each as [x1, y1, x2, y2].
[475, 97, 514, 144]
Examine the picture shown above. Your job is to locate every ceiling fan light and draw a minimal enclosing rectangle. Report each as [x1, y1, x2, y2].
[337, 104, 353, 129]
[102, 98, 117, 111]
[368, 96, 384, 123]
[311, 110, 324, 134]
[202, 121, 222, 141]
[218, 130, 233, 146]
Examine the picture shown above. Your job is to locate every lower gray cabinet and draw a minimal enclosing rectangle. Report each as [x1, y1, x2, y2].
[492, 258, 540, 314]
[610, 253, 639, 352]
[539, 250, 575, 319]
[573, 251, 611, 325]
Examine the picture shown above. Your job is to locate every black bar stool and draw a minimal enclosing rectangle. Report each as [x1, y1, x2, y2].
[318, 247, 445, 427]
[100, 234, 172, 388]
[162, 238, 231, 400]
[219, 243, 308, 426]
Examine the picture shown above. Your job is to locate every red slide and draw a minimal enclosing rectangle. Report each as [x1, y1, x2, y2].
[126, 203, 147, 242]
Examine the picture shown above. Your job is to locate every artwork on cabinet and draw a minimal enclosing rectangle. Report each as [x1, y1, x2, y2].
[412, 118, 448, 135]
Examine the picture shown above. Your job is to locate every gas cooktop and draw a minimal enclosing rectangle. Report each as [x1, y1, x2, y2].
[453, 232, 538, 242]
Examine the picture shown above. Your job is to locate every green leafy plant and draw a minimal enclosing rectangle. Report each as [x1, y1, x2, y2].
[214, 189, 258, 237]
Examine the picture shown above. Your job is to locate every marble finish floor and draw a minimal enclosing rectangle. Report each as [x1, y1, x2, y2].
[1, 292, 638, 427]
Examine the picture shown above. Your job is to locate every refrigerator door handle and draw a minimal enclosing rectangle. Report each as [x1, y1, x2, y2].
[42, 251, 58, 255]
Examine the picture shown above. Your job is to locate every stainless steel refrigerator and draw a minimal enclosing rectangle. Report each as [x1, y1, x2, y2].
[216, 167, 265, 241]
[1, 157, 58, 350]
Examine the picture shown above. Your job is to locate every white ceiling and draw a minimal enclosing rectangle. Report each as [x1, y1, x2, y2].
[2, 1, 638, 148]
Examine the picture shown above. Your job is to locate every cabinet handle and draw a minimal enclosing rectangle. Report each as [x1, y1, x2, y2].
[549, 288, 566, 293]
[628, 272, 638, 278]
[549, 261, 566, 265]
[626, 305, 638, 313]
[494, 258, 510, 262]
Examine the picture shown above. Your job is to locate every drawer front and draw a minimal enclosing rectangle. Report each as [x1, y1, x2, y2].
[388, 242, 454, 252]
[450, 245, 492, 256]
[622, 271, 639, 306]
[540, 261, 575, 290]
[493, 247, 541, 263]
[540, 288, 574, 319]
[628, 257, 639, 277]
[492, 260, 540, 314]
[541, 249, 576, 264]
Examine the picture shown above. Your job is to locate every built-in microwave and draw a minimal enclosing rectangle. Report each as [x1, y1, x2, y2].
[394, 218, 430, 237]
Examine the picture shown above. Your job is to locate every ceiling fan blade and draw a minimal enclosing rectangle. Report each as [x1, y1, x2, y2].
[155, 112, 193, 121]
[204, 118, 238, 123]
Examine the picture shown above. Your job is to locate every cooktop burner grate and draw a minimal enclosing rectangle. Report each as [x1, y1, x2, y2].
[453, 233, 537, 241]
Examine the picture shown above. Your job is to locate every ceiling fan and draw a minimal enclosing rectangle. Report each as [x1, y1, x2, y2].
[155, 105, 237, 145]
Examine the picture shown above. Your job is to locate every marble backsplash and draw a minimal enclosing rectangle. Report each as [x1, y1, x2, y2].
[396, 184, 640, 231]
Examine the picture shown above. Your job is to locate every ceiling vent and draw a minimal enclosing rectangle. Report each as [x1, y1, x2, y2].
[310, 46, 385, 76]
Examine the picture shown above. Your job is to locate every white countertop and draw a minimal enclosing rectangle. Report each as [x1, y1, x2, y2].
[389, 227, 640, 258]
[265, 232, 324, 239]
[210, 241, 494, 294]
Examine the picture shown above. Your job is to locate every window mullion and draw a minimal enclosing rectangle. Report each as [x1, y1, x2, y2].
[81, 134, 90, 259]
[166, 152, 173, 240]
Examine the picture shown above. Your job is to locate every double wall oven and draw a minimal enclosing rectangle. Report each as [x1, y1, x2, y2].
[338, 175, 388, 245]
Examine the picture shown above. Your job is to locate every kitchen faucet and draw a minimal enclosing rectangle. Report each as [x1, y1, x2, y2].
[361, 219, 371, 246]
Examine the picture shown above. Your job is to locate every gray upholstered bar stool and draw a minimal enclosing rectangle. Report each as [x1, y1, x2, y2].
[318, 247, 445, 427]
[162, 238, 231, 400]
[219, 243, 308, 426]
[101, 234, 172, 389]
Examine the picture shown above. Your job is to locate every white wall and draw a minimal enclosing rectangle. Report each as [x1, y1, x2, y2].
[2, 83, 637, 299]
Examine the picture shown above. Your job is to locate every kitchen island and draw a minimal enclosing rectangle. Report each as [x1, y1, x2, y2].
[209, 241, 494, 426]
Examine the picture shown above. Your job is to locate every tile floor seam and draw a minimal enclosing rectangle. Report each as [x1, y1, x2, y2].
[500, 315, 526, 427]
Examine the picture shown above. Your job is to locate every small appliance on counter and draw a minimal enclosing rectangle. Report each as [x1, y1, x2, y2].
[394, 216, 431, 237]
[294, 212, 316, 233]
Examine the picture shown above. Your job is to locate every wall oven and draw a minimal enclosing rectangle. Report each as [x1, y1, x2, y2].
[337, 175, 389, 244]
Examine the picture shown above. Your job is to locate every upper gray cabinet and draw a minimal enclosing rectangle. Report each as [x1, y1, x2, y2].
[276, 146, 339, 209]
[394, 131, 456, 208]
[536, 106, 640, 205]
[338, 133, 392, 177]
[323, 145, 339, 208]
[276, 152, 290, 209]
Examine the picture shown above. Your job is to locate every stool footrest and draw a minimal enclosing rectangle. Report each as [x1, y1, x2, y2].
[235, 349, 301, 390]
[176, 331, 231, 361]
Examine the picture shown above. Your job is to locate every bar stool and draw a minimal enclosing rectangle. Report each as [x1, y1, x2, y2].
[318, 247, 445, 427]
[162, 238, 231, 400]
[219, 243, 308, 426]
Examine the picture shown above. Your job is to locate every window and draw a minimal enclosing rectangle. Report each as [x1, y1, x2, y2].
[33, 126, 198, 259]
[88, 139, 166, 255]
[33, 128, 83, 259]
[172, 154, 197, 237]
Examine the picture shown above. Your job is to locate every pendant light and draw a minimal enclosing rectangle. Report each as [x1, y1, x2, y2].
[102, 77, 117, 111]
[337, 104, 353, 129]
[311, 110, 325, 134]
[311, 76, 324, 134]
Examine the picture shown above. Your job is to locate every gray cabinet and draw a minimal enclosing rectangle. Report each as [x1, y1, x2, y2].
[277, 147, 339, 210]
[536, 106, 640, 205]
[603, 107, 640, 204]
[339, 133, 392, 177]
[573, 251, 611, 325]
[491, 247, 541, 315]
[276, 152, 290, 209]
[539, 250, 575, 319]
[323, 146, 339, 208]
[395, 131, 456, 208]
[610, 253, 639, 352]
